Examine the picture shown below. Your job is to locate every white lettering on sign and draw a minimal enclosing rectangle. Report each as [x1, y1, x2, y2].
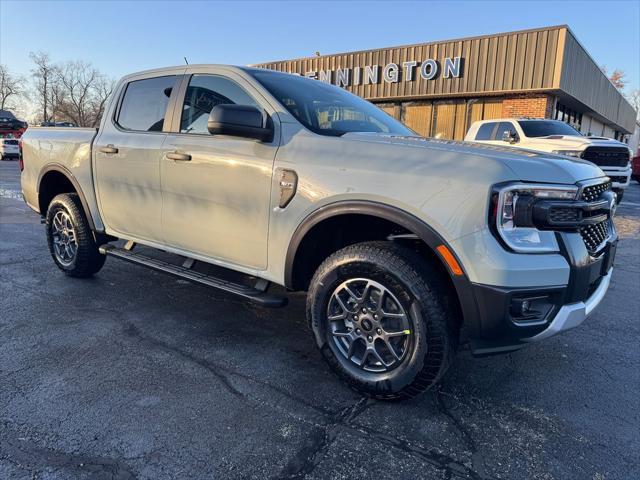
[275, 57, 463, 88]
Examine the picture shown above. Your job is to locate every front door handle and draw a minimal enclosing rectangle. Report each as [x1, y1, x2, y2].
[166, 152, 192, 161]
[99, 145, 118, 154]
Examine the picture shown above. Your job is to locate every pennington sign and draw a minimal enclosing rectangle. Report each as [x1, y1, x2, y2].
[289, 57, 463, 86]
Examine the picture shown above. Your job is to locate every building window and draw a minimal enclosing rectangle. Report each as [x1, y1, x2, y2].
[555, 102, 583, 130]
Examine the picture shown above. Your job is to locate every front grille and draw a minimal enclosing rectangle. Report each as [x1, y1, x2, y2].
[580, 221, 609, 254]
[608, 175, 628, 184]
[581, 147, 630, 168]
[578, 180, 612, 255]
[580, 181, 611, 202]
[549, 207, 580, 223]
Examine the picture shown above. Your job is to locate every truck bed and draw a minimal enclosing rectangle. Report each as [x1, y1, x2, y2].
[21, 127, 101, 227]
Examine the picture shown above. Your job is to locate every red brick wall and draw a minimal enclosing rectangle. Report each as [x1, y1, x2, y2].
[502, 94, 553, 119]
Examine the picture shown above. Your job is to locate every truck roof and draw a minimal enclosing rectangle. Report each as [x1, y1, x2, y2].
[120, 64, 274, 79]
[472, 118, 561, 124]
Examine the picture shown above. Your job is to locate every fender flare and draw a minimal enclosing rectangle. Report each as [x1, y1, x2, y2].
[284, 200, 479, 330]
[37, 163, 99, 232]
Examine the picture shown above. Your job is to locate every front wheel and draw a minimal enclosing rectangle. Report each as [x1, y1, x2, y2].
[307, 241, 458, 400]
[46, 193, 106, 277]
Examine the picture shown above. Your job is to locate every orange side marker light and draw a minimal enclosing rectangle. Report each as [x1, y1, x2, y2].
[436, 245, 464, 276]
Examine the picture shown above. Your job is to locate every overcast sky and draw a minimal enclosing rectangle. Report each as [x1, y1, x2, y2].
[1, 0, 639, 92]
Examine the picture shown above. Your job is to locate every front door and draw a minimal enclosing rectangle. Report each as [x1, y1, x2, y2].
[94, 74, 181, 243]
[160, 72, 278, 270]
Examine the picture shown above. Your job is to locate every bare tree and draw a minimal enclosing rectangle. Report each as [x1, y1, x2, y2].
[0, 64, 24, 111]
[625, 89, 640, 121]
[55, 61, 114, 127]
[29, 51, 58, 122]
[28, 53, 115, 126]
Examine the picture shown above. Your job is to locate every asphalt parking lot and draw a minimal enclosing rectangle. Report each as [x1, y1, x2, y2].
[1, 159, 639, 480]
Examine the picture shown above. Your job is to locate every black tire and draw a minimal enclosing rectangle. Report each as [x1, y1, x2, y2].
[307, 241, 458, 400]
[614, 189, 624, 204]
[46, 193, 106, 277]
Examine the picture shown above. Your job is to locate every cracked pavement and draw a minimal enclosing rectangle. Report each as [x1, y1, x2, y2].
[1, 160, 639, 479]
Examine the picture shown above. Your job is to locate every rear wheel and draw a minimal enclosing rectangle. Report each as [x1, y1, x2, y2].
[307, 241, 458, 400]
[46, 193, 106, 277]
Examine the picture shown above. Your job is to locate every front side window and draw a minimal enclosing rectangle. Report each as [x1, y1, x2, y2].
[247, 69, 415, 137]
[475, 122, 496, 140]
[117, 76, 176, 132]
[518, 120, 582, 138]
[496, 122, 518, 141]
[180, 75, 259, 134]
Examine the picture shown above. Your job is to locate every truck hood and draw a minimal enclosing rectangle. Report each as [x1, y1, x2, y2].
[523, 134, 629, 150]
[341, 132, 606, 184]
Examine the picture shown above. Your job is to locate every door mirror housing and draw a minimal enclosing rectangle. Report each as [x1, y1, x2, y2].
[207, 104, 273, 142]
[502, 130, 518, 144]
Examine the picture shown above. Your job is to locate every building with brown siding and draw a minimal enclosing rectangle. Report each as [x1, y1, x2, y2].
[254, 25, 637, 142]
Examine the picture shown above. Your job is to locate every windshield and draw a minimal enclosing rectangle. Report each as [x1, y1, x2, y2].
[247, 69, 416, 137]
[518, 120, 582, 138]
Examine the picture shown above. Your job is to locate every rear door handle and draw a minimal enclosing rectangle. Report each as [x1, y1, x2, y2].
[99, 145, 118, 154]
[166, 152, 192, 161]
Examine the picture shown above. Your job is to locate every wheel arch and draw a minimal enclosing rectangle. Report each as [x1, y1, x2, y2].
[285, 200, 480, 331]
[37, 164, 97, 231]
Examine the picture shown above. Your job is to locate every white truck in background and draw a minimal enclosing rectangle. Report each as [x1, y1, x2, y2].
[465, 118, 632, 202]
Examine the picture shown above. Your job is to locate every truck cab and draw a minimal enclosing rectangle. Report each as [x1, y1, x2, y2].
[465, 118, 632, 201]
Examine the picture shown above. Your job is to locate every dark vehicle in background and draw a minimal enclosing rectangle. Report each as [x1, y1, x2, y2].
[0, 110, 28, 139]
[39, 121, 77, 127]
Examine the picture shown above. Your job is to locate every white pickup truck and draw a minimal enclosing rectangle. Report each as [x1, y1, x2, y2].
[465, 118, 632, 202]
[20, 65, 618, 399]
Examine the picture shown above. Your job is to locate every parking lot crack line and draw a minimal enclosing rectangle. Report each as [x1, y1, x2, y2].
[122, 321, 245, 400]
[437, 387, 490, 479]
[273, 397, 370, 479]
[0, 421, 137, 480]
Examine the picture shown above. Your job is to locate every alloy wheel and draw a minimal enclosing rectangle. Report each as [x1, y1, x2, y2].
[51, 210, 77, 266]
[327, 278, 413, 373]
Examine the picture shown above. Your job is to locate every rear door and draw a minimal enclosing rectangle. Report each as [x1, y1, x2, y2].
[94, 71, 183, 242]
[160, 68, 279, 270]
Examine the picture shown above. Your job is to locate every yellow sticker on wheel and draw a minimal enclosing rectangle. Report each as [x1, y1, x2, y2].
[403, 329, 411, 335]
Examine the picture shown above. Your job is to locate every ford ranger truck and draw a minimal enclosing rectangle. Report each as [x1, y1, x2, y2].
[20, 66, 617, 400]
[465, 118, 632, 202]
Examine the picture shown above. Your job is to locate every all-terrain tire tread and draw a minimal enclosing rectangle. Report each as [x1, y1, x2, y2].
[307, 241, 458, 400]
[46, 193, 105, 277]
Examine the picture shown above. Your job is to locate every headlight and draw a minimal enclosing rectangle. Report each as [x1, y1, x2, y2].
[551, 150, 582, 158]
[491, 183, 578, 253]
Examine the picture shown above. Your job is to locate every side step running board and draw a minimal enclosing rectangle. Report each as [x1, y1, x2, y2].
[99, 244, 287, 308]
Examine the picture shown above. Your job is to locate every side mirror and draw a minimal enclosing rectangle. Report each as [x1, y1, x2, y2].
[502, 130, 517, 144]
[207, 104, 273, 142]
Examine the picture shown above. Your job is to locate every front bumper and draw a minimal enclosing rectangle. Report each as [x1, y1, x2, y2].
[525, 267, 612, 342]
[466, 232, 617, 356]
[602, 167, 631, 188]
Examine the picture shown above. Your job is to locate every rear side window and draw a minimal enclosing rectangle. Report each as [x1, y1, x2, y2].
[475, 122, 496, 140]
[117, 76, 176, 132]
